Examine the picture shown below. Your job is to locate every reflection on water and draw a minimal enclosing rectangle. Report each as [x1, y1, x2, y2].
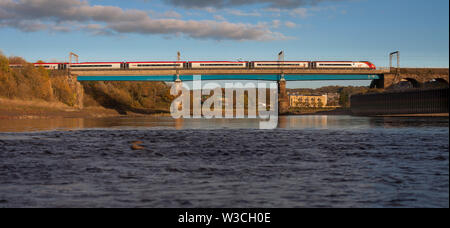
[1, 115, 448, 132]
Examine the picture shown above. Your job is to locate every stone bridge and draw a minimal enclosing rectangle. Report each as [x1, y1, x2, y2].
[371, 68, 449, 89]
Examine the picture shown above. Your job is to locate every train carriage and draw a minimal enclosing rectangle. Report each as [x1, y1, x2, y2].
[314, 61, 376, 69]
[34, 63, 68, 70]
[252, 61, 310, 69]
[69, 62, 122, 70]
[189, 61, 248, 69]
[128, 61, 185, 69]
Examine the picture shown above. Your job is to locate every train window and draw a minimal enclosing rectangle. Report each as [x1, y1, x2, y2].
[199, 64, 244, 66]
[71, 65, 114, 67]
[136, 64, 180, 67]
[257, 64, 302, 66]
[319, 64, 353, 66]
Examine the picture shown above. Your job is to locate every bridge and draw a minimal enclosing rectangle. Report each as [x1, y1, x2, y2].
[73, 68, 386, 82]
[71, 67, 449, 87]
[371, 68, 449, 89]
[70, 67, 449, 113]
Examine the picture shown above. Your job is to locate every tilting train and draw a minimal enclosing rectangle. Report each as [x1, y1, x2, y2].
[9, 61, 376, 70]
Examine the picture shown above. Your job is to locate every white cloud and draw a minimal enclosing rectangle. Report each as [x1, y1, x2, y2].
[263, 7, 311, 18]
[204, 7, 217, 13]
[285, 21, 297, 28]
[162, 0, 343, 9]
[162, 10, 183, 19]
[0, 0, 287, 41]
[148, 10, 183, 19]
[290, 8, 309, 18]
[214, 15, 226, 21]
[272, 20, 281, 28]
[226, 9, 261, 17]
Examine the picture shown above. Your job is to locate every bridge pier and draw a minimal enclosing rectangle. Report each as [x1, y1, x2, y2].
[69, 74, 84, 109]
[370, 74, 395, 89]
[278, 76, 289, 114]
[75, 80, 84, 109]
[372, 73, 420, 89]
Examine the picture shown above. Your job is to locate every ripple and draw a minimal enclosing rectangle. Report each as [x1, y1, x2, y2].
[0, 117, 448, 208]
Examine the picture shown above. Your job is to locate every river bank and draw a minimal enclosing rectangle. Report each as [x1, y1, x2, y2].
[0, 98, 171, 120]
[283, 107, 353, 116]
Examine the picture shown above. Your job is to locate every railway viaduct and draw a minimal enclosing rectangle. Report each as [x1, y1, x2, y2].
[70, 67, 449, 87]
[371, 68, 449, 89]
[70, 68, 449, 113]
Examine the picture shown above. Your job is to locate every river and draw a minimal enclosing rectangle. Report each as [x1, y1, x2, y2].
[0, 116, 448, 208]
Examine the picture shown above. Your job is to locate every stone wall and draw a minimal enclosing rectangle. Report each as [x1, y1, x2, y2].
[351, 88, 449, 116]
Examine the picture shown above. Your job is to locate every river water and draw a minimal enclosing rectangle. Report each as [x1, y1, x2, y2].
[0, 116, 448, 208]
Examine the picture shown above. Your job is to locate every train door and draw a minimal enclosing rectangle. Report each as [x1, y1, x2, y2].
[121, 62, 129, 69]
[58, 63, 67, 70]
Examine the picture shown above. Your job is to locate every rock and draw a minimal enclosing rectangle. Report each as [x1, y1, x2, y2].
[131, 141, 145, 150]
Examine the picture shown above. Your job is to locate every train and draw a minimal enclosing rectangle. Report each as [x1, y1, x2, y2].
[9, 61, 377, 70]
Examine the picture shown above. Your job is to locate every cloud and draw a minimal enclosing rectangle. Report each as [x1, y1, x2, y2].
[271, 20, 281, 28]
[108, 19, 288, 41]
[0, 0, 287, 41]
[226, 9, 261, 17]
[284, 21, 297, 28]
[262, 7, 311, 18]
[290, 8, 309, 18]
[162, 0, 342, 9]
[214, 15, 226, 21]
[148, 10, 183, 19]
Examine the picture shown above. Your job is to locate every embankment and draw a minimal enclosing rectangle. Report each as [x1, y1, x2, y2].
[350, 88, 449, 116]
[1, 53, 173, 119]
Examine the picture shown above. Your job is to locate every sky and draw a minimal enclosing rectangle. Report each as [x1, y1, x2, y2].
[0, 0, 448, 88]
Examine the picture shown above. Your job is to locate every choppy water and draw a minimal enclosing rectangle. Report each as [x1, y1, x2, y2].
[0, 116, 448, 208]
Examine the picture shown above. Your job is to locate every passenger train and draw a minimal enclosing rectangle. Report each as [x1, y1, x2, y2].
[9, 61, 376, 70]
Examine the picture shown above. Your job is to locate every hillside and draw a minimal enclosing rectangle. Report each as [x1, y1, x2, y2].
[0, 52, 174, 119]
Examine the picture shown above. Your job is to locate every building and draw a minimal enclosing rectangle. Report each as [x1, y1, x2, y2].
[289, 94, 328, 108]
[325, 93, 340, 107]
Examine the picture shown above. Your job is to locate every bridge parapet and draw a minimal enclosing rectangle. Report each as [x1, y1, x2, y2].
[391, 68, 449, 75]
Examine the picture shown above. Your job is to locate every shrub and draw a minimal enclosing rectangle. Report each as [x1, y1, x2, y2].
[51, 76, 77, 106]
[1, 52, 174, 111]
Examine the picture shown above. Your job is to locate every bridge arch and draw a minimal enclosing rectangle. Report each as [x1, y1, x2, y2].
[433, 78, 449, 84]
[423, 78, 450, 89]
[401, 78, 422, 88]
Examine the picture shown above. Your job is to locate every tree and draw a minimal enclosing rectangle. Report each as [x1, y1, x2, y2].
[0, 51, 10, 73]
[318, 99, 324, 108]
[339, 90, 350, 107]
[8, 56, 27, 64]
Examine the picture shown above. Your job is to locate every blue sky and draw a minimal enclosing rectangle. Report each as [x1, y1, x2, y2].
[0, 0, 448, 88]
